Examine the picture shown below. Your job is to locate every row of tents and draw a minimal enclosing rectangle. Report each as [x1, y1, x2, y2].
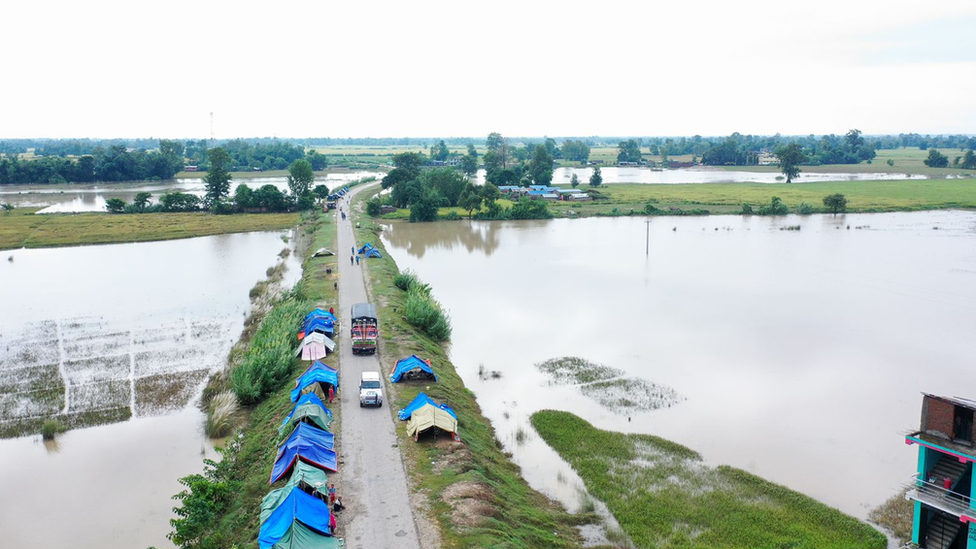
[258, 309, 344, 549]
[391, 355, 459, 441]
[296, 310, 337, 361]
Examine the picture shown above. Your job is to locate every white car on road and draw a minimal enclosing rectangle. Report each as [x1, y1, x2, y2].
[359, 371, 383, 407]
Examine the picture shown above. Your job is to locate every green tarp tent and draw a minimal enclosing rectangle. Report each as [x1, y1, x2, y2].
[272, 522, 343, 549]
[279, 402, 332, 436]
[261, 462, 331, 524]
[406, 403, 458, 440]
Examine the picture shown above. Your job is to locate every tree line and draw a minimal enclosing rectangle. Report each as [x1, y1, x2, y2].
[373, 148, 552, 222]
[0, 141, 185, 184]
[104, 148, 328, 214]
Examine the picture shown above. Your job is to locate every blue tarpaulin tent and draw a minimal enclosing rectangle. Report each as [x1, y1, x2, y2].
[305, 310, 337, 322]
[302, 318, 334, 335]
[270, 425, 338, 483]
[398, 392, 457, 421]
[364, 248, 382, 258]
[278, 422, 335, 456]
[258, 487, 333, 549]
[291, 363, 339, 402]
[390, 355, 437, 383]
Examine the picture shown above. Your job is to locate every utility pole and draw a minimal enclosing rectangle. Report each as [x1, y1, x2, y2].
[209, 111, 215, 148]
[645, 219, 651, 255]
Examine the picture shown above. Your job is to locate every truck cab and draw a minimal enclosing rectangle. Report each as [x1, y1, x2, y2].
[359, 371, 383, 407]
[351, 302, 378, 355]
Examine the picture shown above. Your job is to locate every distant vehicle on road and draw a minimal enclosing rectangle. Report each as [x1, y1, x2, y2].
[359, 371, 383, 407]
[351, 302, 378, 355]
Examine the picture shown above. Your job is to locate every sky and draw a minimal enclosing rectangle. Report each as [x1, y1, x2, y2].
[2, 0, 975, 139]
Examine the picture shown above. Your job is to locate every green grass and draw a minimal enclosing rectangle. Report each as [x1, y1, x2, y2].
[350, 187, 587, 548]
[531, 410, 886, 549]
[548, 178, 976, 217]
[0, 208, 299, 250]
[168, 210, 340, 548]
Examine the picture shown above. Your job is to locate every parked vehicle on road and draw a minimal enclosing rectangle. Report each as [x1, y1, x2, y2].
[359, 371, 383, 407]
[351, 302, 378, 355]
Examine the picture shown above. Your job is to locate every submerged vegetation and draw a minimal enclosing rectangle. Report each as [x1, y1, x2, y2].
[536, 357, 683, 414]
[531, 410, 886, 549]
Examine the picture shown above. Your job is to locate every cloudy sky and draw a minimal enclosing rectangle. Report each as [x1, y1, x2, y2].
[2, 0, 974, 139]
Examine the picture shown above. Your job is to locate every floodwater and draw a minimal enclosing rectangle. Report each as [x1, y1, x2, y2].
[380, 211, 976, 522]
[469, 166, 932, 186]
[0, 231, 301, 549]
[0, 171, 382, 213]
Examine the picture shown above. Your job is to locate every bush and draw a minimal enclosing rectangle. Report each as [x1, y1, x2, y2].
[205, 391, 240, 438]
[401, 277, 451, 342]
[41, 419, 65, 440]
[230, 297, 307, 405]
[393, 270, 429, 294]
[796, 202, 814, 215]
[441, 211, 461, 220]
[741, 203, 753, 215]
[366, 197, 382, 217]
[105, 198, 126, 213]
[758, 196, 790, 216]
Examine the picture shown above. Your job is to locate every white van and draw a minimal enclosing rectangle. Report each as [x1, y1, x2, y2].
[359, 371, 383, 407]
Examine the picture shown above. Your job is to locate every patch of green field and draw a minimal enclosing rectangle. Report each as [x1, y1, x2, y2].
[550, 178, 976, 217]
[350, 188, 588, 548]
[376, 198, 517, 221]
[0, 208, 299, 250]
[532, 410, 886, 549]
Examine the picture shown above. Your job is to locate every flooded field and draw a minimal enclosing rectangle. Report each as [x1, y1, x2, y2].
[380, 211, 976, 521]
[0, 171, 381, 212]
[469, 166, 933, 186]
[0, 231, 300, 548]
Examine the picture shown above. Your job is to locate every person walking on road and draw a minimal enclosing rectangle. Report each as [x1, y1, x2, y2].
[350, 256, 353, 265]
[355, 256, 360, 265]
[351, 246, 355, 256]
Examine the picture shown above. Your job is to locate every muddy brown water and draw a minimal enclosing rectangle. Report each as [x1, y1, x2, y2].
[0, 231, 301, 548]
[380, 211, 976, 522]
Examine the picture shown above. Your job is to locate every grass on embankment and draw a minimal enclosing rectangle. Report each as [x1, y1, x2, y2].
[350, 187, 589, 548]
[552, 178, 976, 216]
[531, 410, 886, 549]
[0, 207, 299, 250]
[168, 210, 340, 548]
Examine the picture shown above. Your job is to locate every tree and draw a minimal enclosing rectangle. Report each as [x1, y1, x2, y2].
[430, 140, 449, 162]
[962, 149, 976, 170]
[313, 184, 330, 199]
[774, 143, 806, 183]
[562, 140, 590, 163]
[419, 168, 467, 207]
[306, 150, 328, 171]
[233, 184, 254, 210]
[204, 147, 233, 209]
[458, 184, 483, 219]
[133, 192, 152, 211]
[923, 149, 949, 168]
[160, 192, 201, 212]
[570, 173, 580, 188]
[617, 139, 642, 163]
[823, 193, 848, 214]
[409, 187, 442, 222]
[589, 166, 602, 187]
[1, 203, 12, 215]
[105, 198, 126, 213]
[529, 144, 554, 184]
[287, 159, 314, 198]
[485, 133, 508, 168]
[460, 153, 478, 176]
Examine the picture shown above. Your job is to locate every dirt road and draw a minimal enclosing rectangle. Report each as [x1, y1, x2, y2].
[334, 185, 422, 549]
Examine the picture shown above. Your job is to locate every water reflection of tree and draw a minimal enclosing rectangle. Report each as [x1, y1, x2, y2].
[382, 221, 501, 258]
